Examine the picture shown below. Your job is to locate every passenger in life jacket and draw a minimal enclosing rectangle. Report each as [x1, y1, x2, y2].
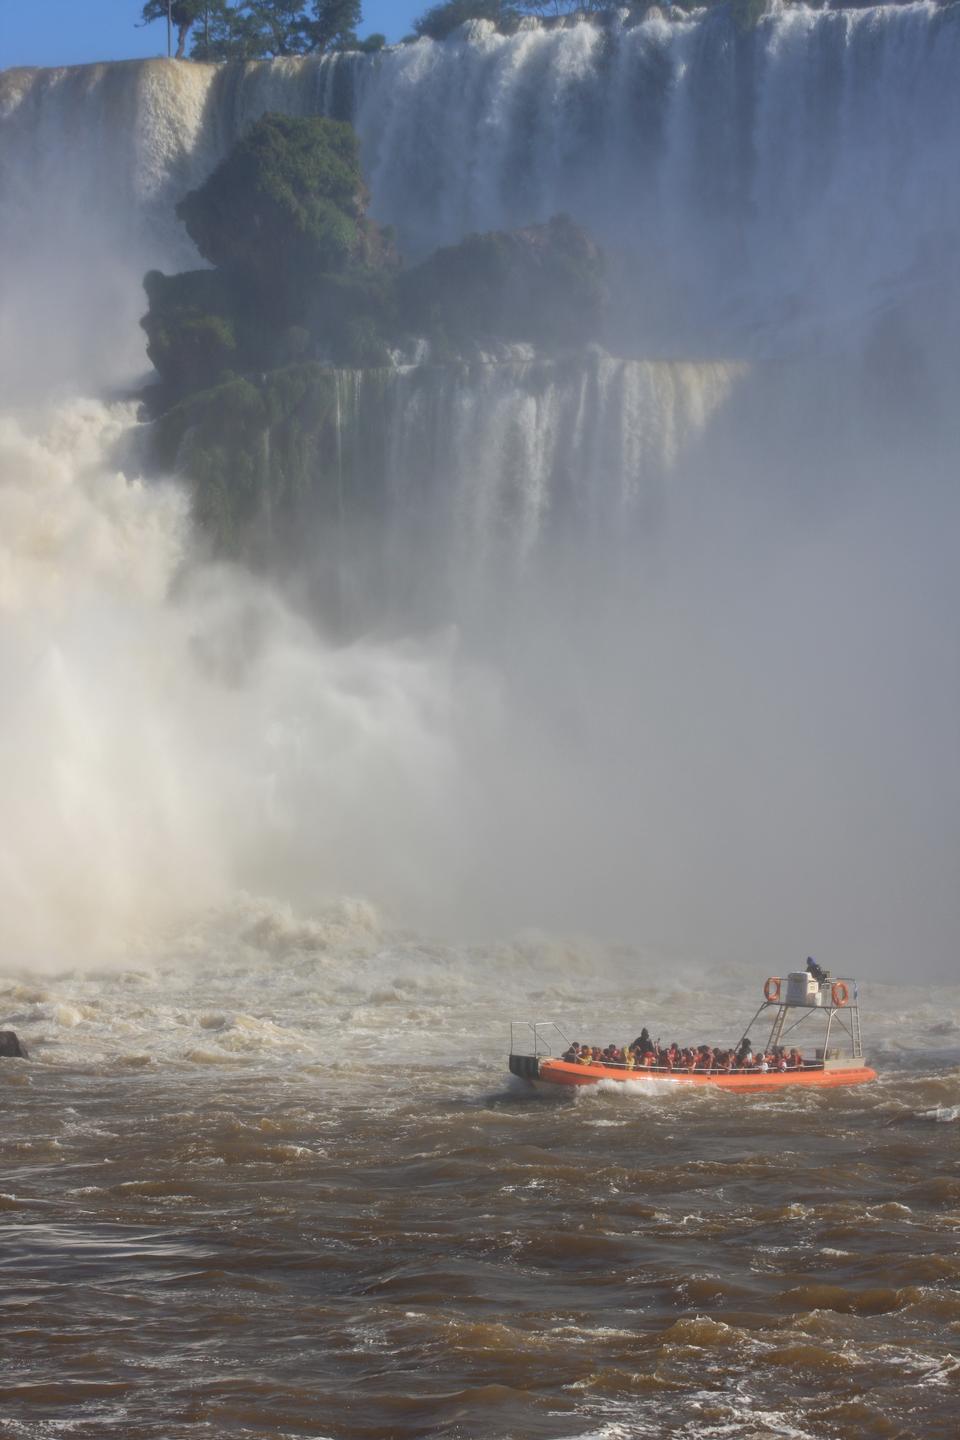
[623, 1047, 636, 1069]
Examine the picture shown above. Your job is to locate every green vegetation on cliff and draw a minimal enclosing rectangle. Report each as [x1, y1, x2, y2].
[139, 0, 630, 60]
[152, 363, 342, 560]
[142, 113, 397, 405]
[412, 2, 614, 41]
[399, 216, 606, 352]
[142, 268, 239, 394]
[176, 112, 368, 286]
[139, 2, 376, 60]
[142, 112, 607, 560]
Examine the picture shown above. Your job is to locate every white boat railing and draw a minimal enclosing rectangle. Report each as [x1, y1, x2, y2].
[509, 1019, 570, 1058]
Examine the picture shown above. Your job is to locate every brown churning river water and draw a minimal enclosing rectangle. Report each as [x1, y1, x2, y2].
[2, 929, 958, 1440]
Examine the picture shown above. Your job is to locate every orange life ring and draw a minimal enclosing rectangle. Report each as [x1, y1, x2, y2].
[763, 977, 781, 1003]
[831, 981, 849, 1007]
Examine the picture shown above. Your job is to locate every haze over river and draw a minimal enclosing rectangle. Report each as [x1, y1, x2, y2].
[2, 6, 960, 1438]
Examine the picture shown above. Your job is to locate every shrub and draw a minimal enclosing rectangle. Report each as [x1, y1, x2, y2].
[175, 114, 370, 310]
[140, 268, 240, 396]
[414, 1, 519, 41]
[399, 214, 607, 348]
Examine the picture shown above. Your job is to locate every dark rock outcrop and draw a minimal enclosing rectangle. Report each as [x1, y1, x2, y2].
[0, 1030, 28, 1058]
[398, 214, 607, 352]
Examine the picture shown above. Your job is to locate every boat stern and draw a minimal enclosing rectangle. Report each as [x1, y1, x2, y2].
[508, 1052, 541, 1082]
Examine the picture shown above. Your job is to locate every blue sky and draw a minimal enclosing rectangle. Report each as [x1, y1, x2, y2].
[1, 2, 422, 69]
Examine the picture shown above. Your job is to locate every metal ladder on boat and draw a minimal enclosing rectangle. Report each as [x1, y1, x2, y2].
[767, 1004, 788, 1050]
[851, 999, 863, 1059]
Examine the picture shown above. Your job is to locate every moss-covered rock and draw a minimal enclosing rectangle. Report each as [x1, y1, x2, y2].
[175, 113, 393, 317]
[398, 214, 607, 350]
[141, 113, 401, 407]
[304, 268, 398, 365]
[140, 116, 612, 568]
[141, 268, 243, 399]
[153, 363, 344, 560]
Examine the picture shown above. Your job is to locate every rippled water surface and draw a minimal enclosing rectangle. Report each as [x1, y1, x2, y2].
[3, 920, 958, 1439]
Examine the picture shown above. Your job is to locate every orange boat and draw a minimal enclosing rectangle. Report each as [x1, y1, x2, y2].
[509, 968, 878, 1092]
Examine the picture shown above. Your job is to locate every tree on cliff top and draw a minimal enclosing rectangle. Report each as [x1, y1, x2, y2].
[220, 1, 362, 56]
[414, 1, 518, 38]
[300, 0, 363, 51]
[140, 1, 211, 58]
[142, 2, 365, 60]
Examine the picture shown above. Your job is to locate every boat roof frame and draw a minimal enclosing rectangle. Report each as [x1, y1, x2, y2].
[737, 977, 865, 1060]
[510, 978, 866, 1064]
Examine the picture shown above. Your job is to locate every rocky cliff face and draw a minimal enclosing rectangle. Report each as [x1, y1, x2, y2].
[3, 6, 958, 384]
[2, 6, 957, 619]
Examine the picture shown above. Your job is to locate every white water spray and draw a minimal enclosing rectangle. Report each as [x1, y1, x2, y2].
[0, 402, 483, 965]
[0, 8, 958, 976]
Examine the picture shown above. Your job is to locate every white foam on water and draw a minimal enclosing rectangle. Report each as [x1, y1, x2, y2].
[918, 1104, 960, 1123]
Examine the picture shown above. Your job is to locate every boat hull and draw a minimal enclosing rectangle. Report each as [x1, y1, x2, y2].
[515, 1057, 877, 1091]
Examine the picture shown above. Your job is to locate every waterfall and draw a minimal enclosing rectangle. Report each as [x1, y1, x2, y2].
[282, 355, 744, 627]
[0, 8, 958, 960]
[5, 5, 955, 534]
[3, 5, 958, 374]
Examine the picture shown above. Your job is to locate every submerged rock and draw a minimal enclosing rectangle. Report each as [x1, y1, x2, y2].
[0, 1030, 28, 1059]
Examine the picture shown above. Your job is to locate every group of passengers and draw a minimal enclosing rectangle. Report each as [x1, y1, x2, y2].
[560, 1030, 806, 1073]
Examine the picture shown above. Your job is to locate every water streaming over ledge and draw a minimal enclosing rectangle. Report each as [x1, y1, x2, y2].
[292, 355, 746, 624]
[3, 5, 960, 372]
